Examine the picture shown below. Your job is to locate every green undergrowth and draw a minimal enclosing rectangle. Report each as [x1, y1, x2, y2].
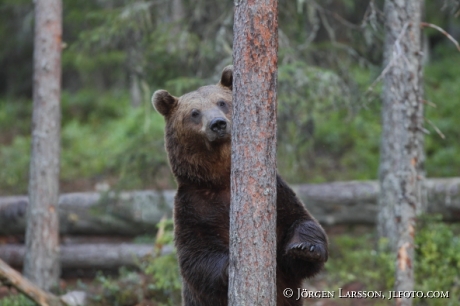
[0, 51, 459, 194]
[87, 218, 181, 306]
[0, 216, 459, 305]
[424, 50, 460, 177]
[0, 294, 35, 306]
[325, 215, 460, 305]
[0, 89, 172, 194]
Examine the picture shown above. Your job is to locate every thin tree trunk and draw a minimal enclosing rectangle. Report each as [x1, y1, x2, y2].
[229, 1, 278, 305]
[167, 0, 184, 51]
[128, 51, 142, 108]
[24, 0, 62, 291]
[378, 0, 424, 305]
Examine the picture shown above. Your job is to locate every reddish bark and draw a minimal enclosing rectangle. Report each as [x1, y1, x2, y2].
[229, 1, 279, 305]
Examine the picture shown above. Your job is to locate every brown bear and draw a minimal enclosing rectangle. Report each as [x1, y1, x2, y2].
[152, 65, 328, 306]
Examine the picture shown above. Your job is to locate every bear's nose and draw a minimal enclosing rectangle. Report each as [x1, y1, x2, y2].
[210, 118, 227, 133]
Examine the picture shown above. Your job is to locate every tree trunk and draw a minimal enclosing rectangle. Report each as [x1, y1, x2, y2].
[229, 1, 278, 305]
[167, 0, 184, 51]
[129, 67, 142, 108]
[378, 0, 424, 305]
[24, 0, 62, 291]
[127, 32, 144, 108]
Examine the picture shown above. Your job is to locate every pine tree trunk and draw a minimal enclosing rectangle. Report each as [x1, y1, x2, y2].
[229, 1, 278, 305]
[378, 0, 424, 305]
[128, 44, 143, 108]
[24, 0, 62, 291]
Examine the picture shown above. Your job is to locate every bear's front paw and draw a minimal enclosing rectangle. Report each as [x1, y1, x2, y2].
[286, 241, 326, 262]
[285, 220, 328, 263]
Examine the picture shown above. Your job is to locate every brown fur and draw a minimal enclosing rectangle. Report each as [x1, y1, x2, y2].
[153, 65, 328, 306]
[154, 84, 232, 187]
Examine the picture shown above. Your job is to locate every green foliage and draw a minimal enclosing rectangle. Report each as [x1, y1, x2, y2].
[164, 77, 208, 97]
[2, 51, 460, 193]
[415, 215, 460, 305]
[141, 218, 181, 306]
[325, 233, 395, 291]
[0, 89, 172, 194]
[277, 62, 382, 183]
[88, 219, 180, 305]
[0, 136, 31, 194]
[0, 294, 36, 306]
[0, 97, 32, 136]
[91, 268, 145, 306]
[152, 218, 175, 246]
[142, 254, 182, 306]
[424, 51, 460, 177]
[0, 1, 459, 194]
[325, 216, 460, 305]
[60, 90, 170, 189]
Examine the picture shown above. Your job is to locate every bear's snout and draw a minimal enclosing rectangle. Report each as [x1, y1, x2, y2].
[210, 118, 227, 133]
[205, 116, 230, 142]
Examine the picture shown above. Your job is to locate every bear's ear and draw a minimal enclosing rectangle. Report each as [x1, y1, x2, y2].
[219, 65, 233, 90]
[152, 90, 178, 117]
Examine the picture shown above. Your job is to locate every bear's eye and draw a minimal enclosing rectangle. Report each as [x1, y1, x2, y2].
[217, 101, 226, 108]
[191, 109, 200, 118]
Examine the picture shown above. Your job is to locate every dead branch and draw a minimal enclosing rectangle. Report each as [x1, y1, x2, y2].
[425, 118, 446, 139]
[367, 22, 410, 93]
[421, 22, 460, 52]
[422, 99, 437, 108]
[0, 258, 66, 306]
[311, 1, 362, 30]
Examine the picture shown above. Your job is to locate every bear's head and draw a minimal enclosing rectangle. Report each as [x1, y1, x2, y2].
[152, 65, 233, 186]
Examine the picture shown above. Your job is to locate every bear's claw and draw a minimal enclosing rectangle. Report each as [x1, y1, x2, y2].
[284, 220, 328, 262]
[286, 242, 326, 262]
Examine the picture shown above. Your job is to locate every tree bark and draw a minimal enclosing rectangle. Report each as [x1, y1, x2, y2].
[378, 0, 424, 305]
[1, 178, 460, 235]
[24, 0, 63, 291]
[230, 1, 278, 305]
[127, 35, 144, 108]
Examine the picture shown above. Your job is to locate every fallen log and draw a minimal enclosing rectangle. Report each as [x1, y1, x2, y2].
[0, 190, 175, 235]
[0, 243, 173, 270]
[293, 178, 460, 225]
[0, 178, 459, 234]
[0, 258, 66, 306]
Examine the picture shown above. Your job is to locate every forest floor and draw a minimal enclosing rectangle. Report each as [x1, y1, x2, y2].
[0, 226, 397, 306]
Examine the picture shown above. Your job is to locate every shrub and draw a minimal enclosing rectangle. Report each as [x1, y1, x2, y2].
[324, 215, 460, 305]
[0, 294, 35, 306]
